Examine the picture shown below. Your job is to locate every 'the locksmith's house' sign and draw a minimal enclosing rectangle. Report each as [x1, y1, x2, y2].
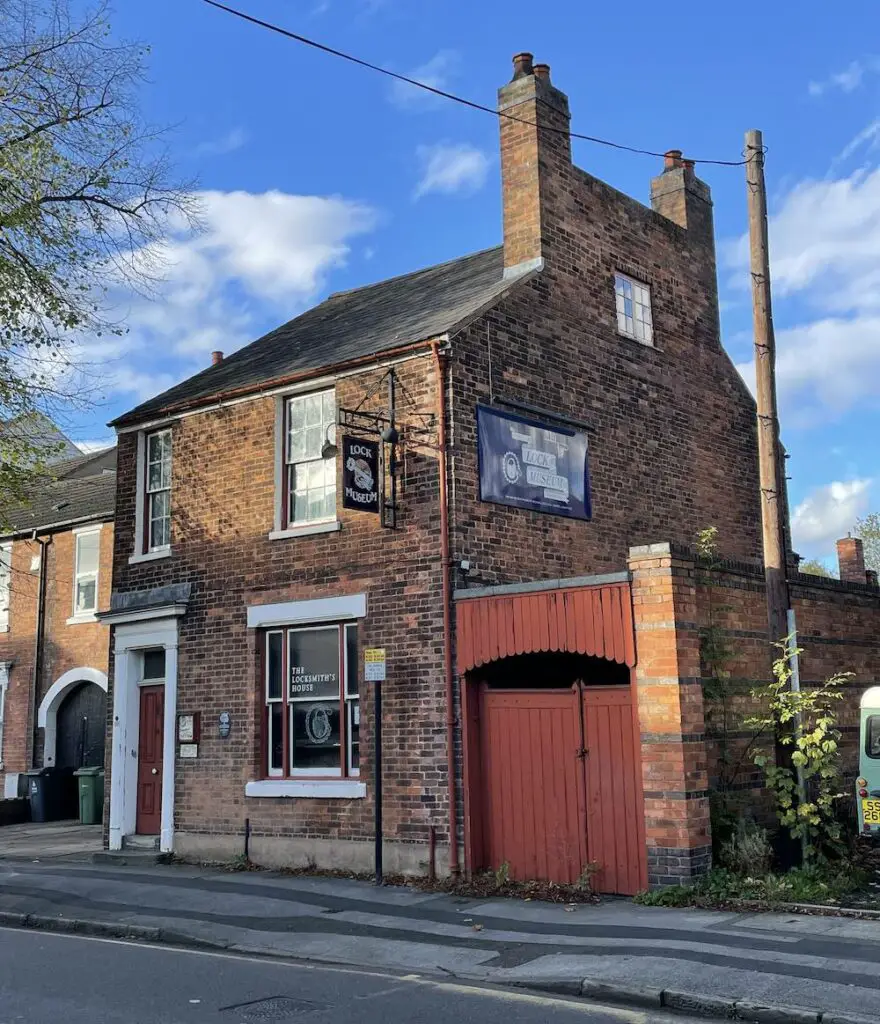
[476, 405, 592, 521]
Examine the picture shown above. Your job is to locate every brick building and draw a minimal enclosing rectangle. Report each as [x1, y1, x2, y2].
[0, 447, 116, 809]
[101, 56, 878, 889]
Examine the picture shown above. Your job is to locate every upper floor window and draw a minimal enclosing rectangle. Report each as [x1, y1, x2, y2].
[285, 390, 336, 527]
[0, 543, 11, 631]
[614, 273, 654, 346]
[145, 429, 172, 552]
[73, 529, 100, 617]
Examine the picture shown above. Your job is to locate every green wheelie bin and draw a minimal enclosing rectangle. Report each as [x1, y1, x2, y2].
[74, 766, 104, 825]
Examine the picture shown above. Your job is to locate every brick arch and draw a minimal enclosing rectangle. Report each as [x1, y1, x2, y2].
[456, 582, 635, 674]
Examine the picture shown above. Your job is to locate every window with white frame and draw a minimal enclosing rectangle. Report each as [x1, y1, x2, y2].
[145, 429, 172, 551]
[73, 529, 100, 616]
[0, 543, 11, 630]
[614, 273, 654, 345]
[264, 623, 359, 778]
[284, 390, 337, 527]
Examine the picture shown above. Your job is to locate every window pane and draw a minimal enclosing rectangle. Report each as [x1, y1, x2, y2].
[150, 515, 170, 550]
[308, 491, 325, 521]
[267, 632, 283, 700]
[345, 625, 359, 699]
[269, 704, 284, 773]
[323, 488, 336, 519]
[348, 701, 360, 773]
[143, 649, 165, 679]
[76, 533, 100, 575]
[304, 393, 322, 426]
[304, 425, 322, 460]
[288, 430, 307, 463]
[307, 460, 325, 489]
[291, 700, 340, 773]
[322, 390, 336, 425]
[289, 398, 306, 431]
[288, 628, 340, 701]
[293, 490, 310, 523]
[868, 716, 880, 759]
[75, 578, 96, 614]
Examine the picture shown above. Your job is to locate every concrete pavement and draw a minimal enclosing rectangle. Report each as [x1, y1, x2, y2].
[0, 820, 102, 861]
[0, 859, 877, 1023]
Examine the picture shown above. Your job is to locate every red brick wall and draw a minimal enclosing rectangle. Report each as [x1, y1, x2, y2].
[109, 359, 450, 862]
[0, 524, 112, 793]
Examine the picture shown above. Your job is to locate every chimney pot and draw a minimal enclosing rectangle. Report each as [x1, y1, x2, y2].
[211, 350, 224, 366]
[511, 52, 534, 79]
[664, 149, 684, 170]
[533, 63, 551, 80]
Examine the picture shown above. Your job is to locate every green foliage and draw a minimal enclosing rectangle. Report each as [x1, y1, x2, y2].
[798, 558, 836, 579]
[747, 645, 850, 861]
[635, 864, 867, 908]
[719, 820, 773, 877]
[855, 513, 880, 573]
[494, 861, 510, 887]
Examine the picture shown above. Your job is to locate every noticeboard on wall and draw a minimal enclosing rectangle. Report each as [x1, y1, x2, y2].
[476, 405, 592, 521]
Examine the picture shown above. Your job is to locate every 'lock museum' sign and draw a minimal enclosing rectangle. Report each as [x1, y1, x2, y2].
[342, 435, 380, 514]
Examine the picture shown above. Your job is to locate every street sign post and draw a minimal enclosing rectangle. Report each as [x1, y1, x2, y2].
[365, 648, 386, 884]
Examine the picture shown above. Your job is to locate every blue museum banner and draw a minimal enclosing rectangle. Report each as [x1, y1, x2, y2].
[477, 405, 592, 520]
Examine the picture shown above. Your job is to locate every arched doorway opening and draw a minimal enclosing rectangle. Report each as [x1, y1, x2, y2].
[38, 667, 108, 768]
[55, 682, 107, 770]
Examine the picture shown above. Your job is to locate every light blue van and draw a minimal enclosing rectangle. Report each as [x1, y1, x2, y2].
[857, 687, 880, 836]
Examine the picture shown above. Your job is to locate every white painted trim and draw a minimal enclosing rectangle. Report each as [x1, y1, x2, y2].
[129, 548, 172, 566]
[38, 667, 108, 768]
[0, 662, 9, 766]
[72, 526, 102, 620]
[273, 395, 285, 533]
[268, 521, 341, 541]
[247, 593, 367, 629]
[66, 613, 98, 626]
[72, 523, 104, 536]
[133, 430, 146, 558]
[108, 616, 179, 853]
[245, 779, 366, 799]
[113, 351, 431, 435]
[862, 687, 880, 708]
[100, 603, 187, 626]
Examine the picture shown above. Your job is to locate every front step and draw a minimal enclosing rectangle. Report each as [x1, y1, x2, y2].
[122, 834, 160, 852]
[91, 849, 167, 866]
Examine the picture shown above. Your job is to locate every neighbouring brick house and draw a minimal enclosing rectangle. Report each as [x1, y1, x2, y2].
[0, 447, 116, 813]
[100, 55, 879, 889]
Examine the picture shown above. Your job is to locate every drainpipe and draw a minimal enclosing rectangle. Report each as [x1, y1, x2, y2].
[431, 340, 459, 875]
[30, 533, 51, 768]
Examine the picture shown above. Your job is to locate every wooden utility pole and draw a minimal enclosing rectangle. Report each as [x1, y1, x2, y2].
[745, 128, 790, 646]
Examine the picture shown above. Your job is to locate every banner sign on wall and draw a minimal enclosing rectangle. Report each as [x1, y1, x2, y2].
[342, 436, 380, 514]
[477, 405, 592, 520]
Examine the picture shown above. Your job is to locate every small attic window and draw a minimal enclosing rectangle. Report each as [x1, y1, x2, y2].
[614, 273, 654, 346]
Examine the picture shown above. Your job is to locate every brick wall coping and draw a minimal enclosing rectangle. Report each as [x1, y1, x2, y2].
[453, 571, 631, 601]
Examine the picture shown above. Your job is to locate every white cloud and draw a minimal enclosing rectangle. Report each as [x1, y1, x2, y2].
[40, 190, 379, 410]
[194, 127, 247, 158]
[792, 479, 872, 554]
[831, 118, 880, 170]
[808, 57, 879, 96]
[390, 50, 459, 109]
[414, 143, 489, 199]
[726, 166, 880, 418]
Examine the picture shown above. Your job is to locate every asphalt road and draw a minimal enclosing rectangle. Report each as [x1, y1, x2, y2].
[0, 926, 709, 1024]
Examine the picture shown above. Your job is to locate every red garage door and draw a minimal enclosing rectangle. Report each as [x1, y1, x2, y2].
[479, 683, 646, 895]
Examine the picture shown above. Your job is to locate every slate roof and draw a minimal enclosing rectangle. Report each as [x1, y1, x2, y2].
[112, 245, 527, 427]
[0, 447, 117, 538]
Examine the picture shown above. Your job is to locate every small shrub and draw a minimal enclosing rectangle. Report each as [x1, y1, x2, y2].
[494, 861, 510, 887]
[719, 819, 773, 877]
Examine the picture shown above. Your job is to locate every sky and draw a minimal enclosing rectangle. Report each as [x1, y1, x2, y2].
[60, 0, 880, 569]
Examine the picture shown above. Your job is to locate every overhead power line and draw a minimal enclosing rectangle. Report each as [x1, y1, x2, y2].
[201, 0, 749, 168]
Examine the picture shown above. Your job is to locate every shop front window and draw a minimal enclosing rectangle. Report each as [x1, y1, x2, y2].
[264, 623, 359, 778]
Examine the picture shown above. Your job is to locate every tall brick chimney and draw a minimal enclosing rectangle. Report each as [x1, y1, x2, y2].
[650, 150, 715, 243]
[498, 53, 571, 272]
[837, 536, 867, 583]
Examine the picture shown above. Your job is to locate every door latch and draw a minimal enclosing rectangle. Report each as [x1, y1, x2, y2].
[575, 747, 589, 760]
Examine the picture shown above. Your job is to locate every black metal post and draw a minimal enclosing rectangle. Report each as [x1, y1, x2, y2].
[374, 678, 383, 885]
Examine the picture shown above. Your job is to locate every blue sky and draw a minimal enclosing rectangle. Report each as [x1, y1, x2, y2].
[66, 0, 880, 567]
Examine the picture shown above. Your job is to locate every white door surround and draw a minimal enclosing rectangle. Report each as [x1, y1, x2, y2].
[105, 612, 182, 854]
[38, 667, 108, 768]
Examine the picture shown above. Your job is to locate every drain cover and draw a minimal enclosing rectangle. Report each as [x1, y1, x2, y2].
[221, 996, 319, 1020]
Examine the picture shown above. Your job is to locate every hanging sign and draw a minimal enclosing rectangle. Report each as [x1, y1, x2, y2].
[477, 405, 592, 520]
[342, 436, 381, 514]
[364, 647, 386, 682]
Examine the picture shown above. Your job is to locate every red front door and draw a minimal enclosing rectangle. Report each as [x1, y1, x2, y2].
[136, 685, 164, 835]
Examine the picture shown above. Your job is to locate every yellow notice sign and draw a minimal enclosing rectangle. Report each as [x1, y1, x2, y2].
[364, 648, 386, 682]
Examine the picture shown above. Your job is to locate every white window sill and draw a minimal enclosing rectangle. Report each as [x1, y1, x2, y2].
[268, 521, 341, 541]
[245, 779, 366, 799]
[129, 548, 172, 565]
[0, 625, 8, 633]
[66, 613, 98, 625]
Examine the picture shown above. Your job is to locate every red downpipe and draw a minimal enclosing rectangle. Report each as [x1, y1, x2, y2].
[432, 341, 458, 875]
